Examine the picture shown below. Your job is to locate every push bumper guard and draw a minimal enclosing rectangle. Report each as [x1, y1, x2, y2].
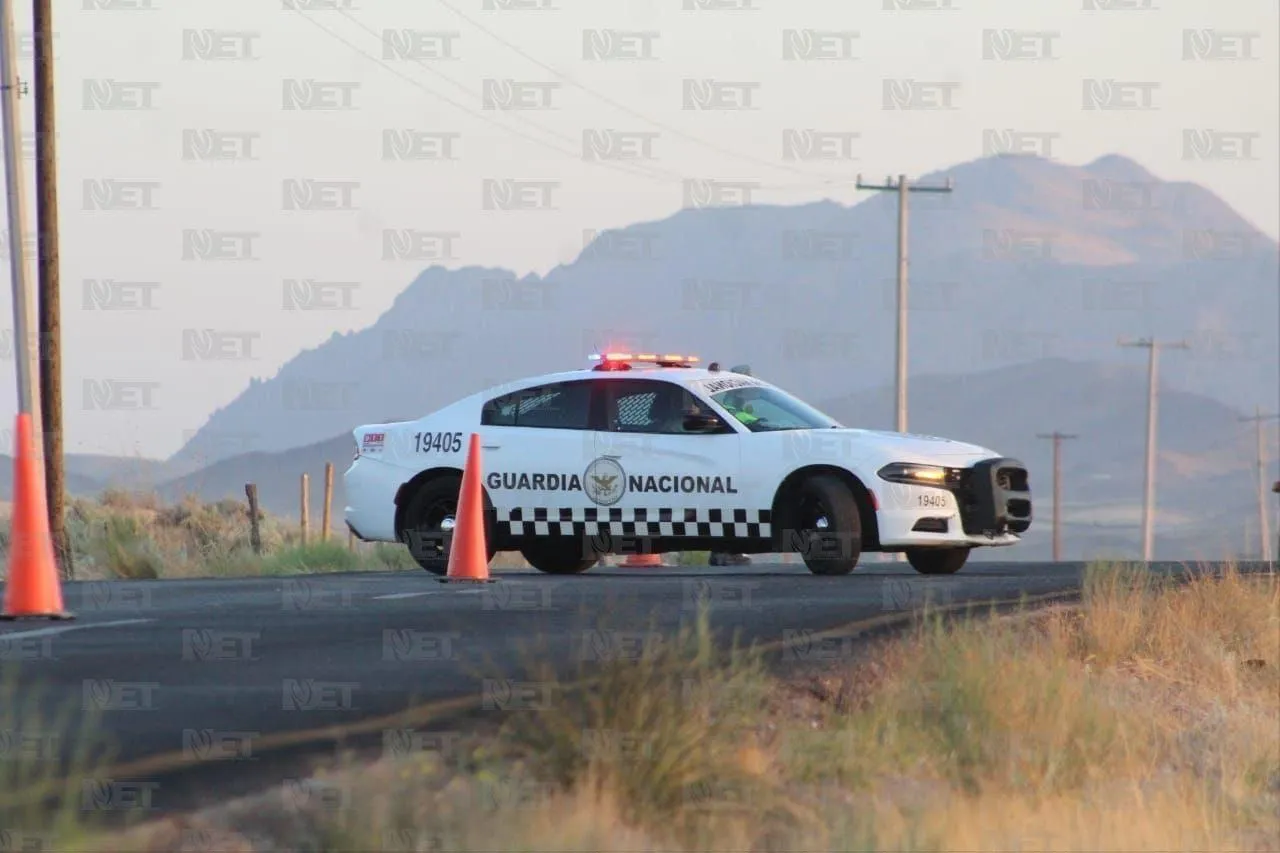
[947, 457, 1032, 538]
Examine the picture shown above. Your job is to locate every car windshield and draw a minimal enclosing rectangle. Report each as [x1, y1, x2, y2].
[709, 385, 842, 432]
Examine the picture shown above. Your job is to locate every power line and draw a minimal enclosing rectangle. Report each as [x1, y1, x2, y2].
[1036, 431, 1077, 561]
[288, 9, 684, 188]
[1118, 337, 1190, 562]
[291, 9, 842, 193]
[855, 174, 954, 435]
[1239, 407, 1279, 562]
[425, 0, 850, 184]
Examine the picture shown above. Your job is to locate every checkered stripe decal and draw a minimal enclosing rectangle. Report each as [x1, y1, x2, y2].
[497, 507, 772, 539]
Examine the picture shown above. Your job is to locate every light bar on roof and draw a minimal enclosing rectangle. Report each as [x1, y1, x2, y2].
[587, 352, 700, 365]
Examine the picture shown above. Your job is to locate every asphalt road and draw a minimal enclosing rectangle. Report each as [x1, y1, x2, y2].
[0, 559, 1261, 817]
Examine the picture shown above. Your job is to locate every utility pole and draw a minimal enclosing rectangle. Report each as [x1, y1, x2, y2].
[1036, 431, 1077, 561]
[34, 0, 68, 579]
[1238, 407, 1278, 562]
[1119, 338, 1189, 562]
[1, 0, 44, 439]
[855, 174, 954, 434]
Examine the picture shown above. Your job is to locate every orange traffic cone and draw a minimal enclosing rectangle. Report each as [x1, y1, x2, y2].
[2, 413, 72, 620]
[621, 552, 663, 567]
[440, 433, 494, 583]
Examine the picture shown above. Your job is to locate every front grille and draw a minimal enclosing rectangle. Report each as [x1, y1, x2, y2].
[945, 458, 1032, 537]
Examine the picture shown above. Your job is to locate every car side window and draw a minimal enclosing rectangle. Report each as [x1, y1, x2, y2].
[481, 380, 594, 430]
[605, 379, 728, 435]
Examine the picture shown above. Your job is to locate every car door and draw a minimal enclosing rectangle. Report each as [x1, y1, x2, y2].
[478, 378, 602, 537]
[591, 377, 744, 538]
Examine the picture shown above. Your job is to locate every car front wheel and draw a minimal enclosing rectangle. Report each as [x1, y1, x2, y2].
[905, 547, 970, 575]
[794, 474, 863, 575]
[520, 539, 597, 575]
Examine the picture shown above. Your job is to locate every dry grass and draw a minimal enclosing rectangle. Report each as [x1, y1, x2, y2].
[0, 490, 595, 579]
[71, 560, 1279, 852]
[0, 490, 424, 579]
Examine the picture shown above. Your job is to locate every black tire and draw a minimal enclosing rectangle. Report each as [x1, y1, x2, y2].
[905, 547, 970, 575]
[520, 539, 597, 575]
[793, 474, 863, 576]
[399, 474, 495, 575]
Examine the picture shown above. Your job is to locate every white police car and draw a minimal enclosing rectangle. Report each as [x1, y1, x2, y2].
[343, 354, 1031, 576]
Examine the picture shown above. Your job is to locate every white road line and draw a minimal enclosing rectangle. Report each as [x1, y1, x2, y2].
[373, 588, 488, 600]
[0, 618, 155, 641]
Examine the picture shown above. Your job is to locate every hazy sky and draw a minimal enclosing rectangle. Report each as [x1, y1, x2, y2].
[0, 0, 1276, 460]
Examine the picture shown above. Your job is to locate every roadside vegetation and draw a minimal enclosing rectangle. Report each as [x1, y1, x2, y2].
[0, 490, 705, 580]
[55, 560, 1276, 852]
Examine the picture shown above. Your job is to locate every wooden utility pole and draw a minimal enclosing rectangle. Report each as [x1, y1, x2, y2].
[1239, 408, 1278, 562]
[1118, 338, 1190, 561]
[1036, 431, 1077, 561]
[33, 0, 68, 579]
[300, 473, 310, 546]
[854, 174, 954, 435]
[322, 462, 333, 541]
[244, 483, 262, 555]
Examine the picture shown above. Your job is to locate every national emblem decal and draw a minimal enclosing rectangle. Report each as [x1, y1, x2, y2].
[583, 457, 626, 507]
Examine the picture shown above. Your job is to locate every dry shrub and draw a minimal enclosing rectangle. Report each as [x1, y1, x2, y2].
[497, 609, 807, 846]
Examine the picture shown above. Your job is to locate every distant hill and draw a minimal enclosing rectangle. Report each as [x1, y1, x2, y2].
[172, 152, 1279, 468]
[24, 358, 1254, 563]
[152, 433, 353, 526]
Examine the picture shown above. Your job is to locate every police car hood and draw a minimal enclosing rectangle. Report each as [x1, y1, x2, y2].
[827, 428, 999, 462]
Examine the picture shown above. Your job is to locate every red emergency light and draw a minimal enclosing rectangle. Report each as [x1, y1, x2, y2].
[588, 352, 700, 371]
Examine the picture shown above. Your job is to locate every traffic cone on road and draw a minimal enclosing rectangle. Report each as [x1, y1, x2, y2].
[2, 413, 72, 620]
[441, 433, 494, 583]
[621, 553, 663, 567]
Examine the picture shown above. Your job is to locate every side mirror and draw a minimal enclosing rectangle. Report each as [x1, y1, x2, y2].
[683, 413, 726, 433]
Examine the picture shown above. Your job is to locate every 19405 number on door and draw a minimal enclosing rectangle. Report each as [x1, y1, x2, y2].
[413, 431, 463, 453]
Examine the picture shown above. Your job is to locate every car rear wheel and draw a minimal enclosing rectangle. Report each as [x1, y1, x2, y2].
[795, 474, 862, 575]
[905, 547, 970, 575]
[400, 474, 495, 575]
[520, 539, 597, 575]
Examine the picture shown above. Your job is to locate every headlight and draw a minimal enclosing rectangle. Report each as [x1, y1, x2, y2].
[877, 462, 949, 486]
